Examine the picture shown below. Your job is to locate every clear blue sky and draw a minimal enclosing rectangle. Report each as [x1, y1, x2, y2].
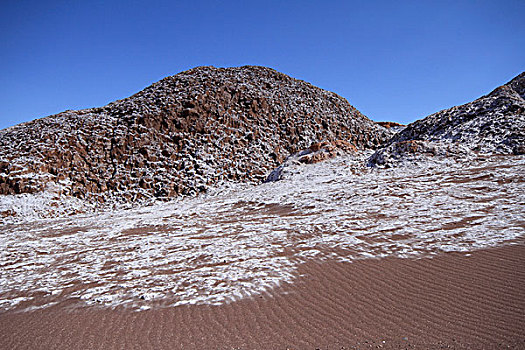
[1, 0, 524, 129]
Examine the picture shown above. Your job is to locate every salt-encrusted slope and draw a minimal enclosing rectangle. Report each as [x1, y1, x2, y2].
[369, 72, 525, 167]
[392, 72, 525, 153]
[0, 66, 391, 203]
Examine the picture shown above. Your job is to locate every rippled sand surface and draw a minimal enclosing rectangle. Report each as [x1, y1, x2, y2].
[1, 155, 524, 311]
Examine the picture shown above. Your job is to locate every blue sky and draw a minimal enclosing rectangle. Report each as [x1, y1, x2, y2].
[1, 0, 524, 129]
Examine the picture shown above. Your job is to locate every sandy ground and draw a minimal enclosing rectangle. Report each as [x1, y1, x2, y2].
[1, 242, 524, 350]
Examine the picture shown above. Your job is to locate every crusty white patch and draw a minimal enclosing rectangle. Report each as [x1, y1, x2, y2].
[0, 154, 523, 312]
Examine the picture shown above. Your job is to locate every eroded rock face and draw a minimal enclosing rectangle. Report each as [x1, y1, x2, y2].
[389, 72, 525, 154]
[367, 140, 472, 168]
[369, 72, 525, 167]
[265, 140, 359, 182]
[0, 66, 391, 203]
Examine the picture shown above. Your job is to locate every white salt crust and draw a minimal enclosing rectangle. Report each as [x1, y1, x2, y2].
[0, 154, 523, 311]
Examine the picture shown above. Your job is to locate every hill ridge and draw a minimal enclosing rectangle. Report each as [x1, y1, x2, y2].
[368, 71, 525, 167]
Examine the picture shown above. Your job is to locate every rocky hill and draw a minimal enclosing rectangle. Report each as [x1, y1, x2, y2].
[369, 72, 525, 167]
[0, 66, 391, 204]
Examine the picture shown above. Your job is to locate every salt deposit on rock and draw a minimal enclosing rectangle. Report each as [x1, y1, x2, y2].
[367, 140, 474, 168]
[265, 140, 358, 182]
[368, 72, 525, 168]
[0, 66, 390, 210]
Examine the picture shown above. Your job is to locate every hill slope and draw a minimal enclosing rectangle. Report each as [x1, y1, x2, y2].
[0, 66, 390, 203]
[392, 72, 525, 153]
[369, 72, 525, 167]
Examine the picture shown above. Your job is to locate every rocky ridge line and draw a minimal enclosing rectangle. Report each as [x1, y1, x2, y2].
[369, 72, 525, 167]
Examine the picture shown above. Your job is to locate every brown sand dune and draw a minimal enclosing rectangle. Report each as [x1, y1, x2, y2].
[1, 242, 524, 349]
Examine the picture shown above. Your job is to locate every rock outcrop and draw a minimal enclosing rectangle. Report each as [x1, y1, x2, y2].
[375, 121, 405, 130]
[0, 66, 391, 203]
[264, 140, 358, 182]
[367, 140, 472, 168]
[369, 72, 525, 167]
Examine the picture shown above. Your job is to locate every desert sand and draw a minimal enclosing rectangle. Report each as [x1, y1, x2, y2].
[1, 242, 523, 349]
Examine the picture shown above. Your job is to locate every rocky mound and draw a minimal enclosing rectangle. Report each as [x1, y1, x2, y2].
[264, 140, 359, 182]
[369, 72, 525, 167]
[391, 72, 524, 153]
[367, 140, 472, 168]
[0, 66, 391, 203]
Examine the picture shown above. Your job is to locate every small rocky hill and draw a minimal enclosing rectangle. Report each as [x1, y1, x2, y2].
[369, 72, 525, 167]
[0, 66, 391, 203]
